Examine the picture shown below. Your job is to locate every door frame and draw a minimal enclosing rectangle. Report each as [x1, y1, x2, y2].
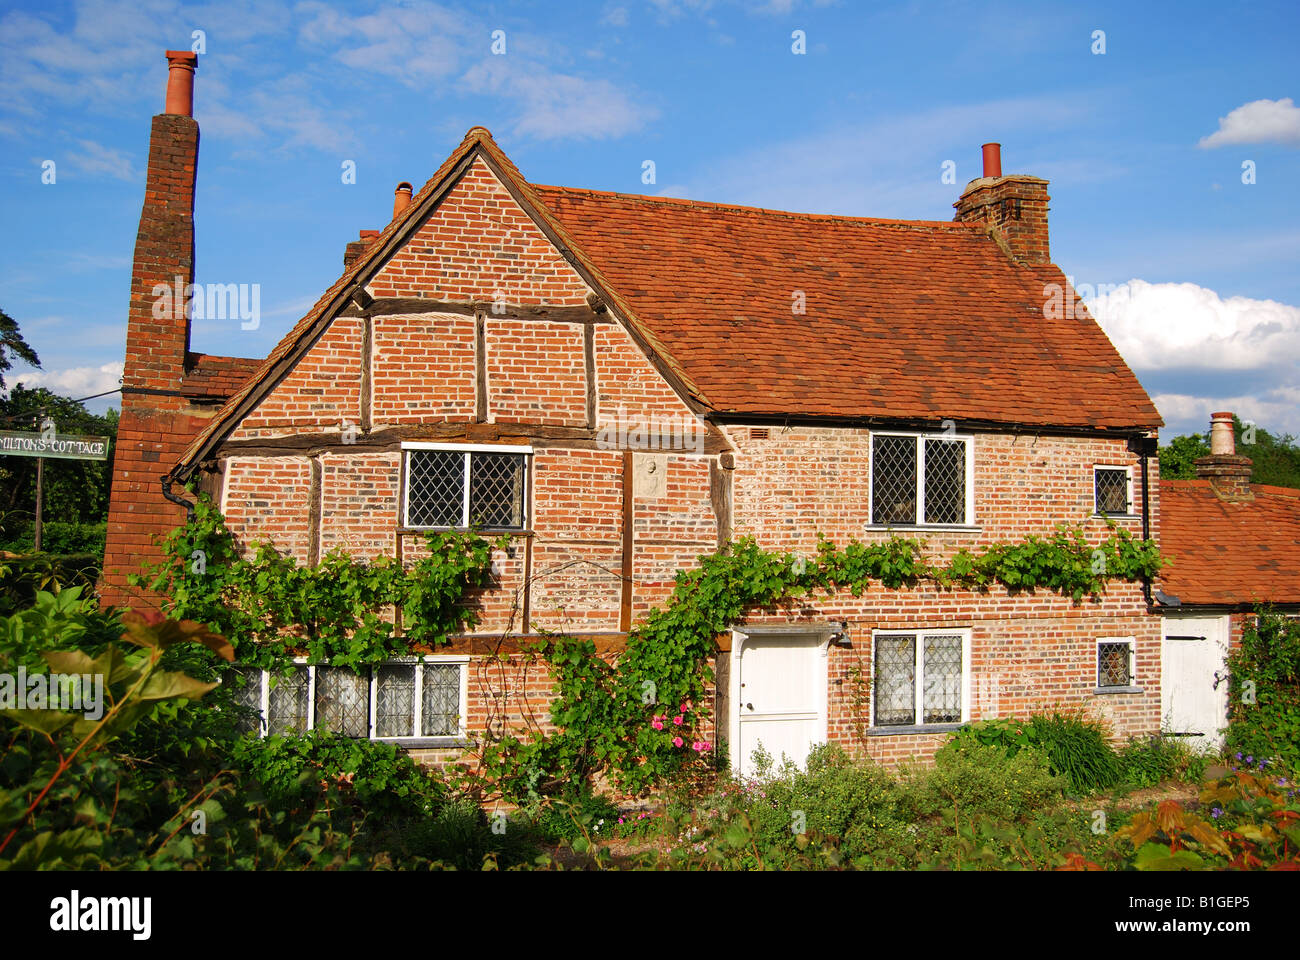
[728, 624, 833, 775]
[1160, 611, 1230, 749]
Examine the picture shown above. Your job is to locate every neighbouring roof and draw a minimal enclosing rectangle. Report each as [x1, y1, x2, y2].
[173, 127, 1161, 475]
[1159, 478, 1300, 606]
[182, 352, 262, 399]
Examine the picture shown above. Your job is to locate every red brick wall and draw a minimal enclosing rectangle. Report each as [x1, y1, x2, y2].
[486, 318, 586, 425]
[222, 457, 314, 563]
[232, 315, 362, 439]
[373, 312, 476, 424]
[368, 157, 590, 305]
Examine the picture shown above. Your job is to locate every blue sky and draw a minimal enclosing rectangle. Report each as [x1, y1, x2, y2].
[2, 0, 1298, 439]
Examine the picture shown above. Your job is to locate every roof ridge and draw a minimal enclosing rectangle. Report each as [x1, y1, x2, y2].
[533, 183, 981, 231]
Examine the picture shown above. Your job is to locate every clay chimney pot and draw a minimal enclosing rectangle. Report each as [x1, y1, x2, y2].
[164, 50, 198, 117]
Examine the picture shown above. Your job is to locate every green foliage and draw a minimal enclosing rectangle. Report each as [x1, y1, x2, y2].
[524, 787, 621, 843]
[0, 552, 102, 617]
[951, 712, 1121, 794]
[1226, 609, 1300, 774]
[371, 798, 539, 870]
[0, 384, 118, 550]
[132, 496, 500, 672]
[1158, 433, 1211, 480]
[1116, 735, 1204, 788]
[916, 740, 1065, 820]
[230, 731, 445, 818]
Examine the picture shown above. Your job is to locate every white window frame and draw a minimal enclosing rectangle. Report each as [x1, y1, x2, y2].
[401, 442, 532, 531]
[1096, 636, 1136, 690]
[1093, 464, 1135, 517]
[867, 431, 975, 527]
[235, 656, 469, 743]
[870, 628, 972, 728]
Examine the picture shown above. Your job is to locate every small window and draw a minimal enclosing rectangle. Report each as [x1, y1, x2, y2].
[1097, 638, 1135, 688]
[403, 445, 528, 530]
[873, 630, 969, 726]
[1094, 466, 1132, 516]
[231, 659, 468, 742]
[870, 433, 973, 526]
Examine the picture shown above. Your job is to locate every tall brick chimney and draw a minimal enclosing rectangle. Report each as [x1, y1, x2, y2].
[102, 50, 205, 610]
[953, 143, 1052, 266]
[1195, 411, 1254, 502]
[122, 50, 199, 393]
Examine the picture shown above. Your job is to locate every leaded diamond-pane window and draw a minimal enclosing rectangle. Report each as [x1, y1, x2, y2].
[406, 450, 465, 528]
[469, 453, 526, 528]
[874, 635, 916, 726]
[314, 667, 370, 738]
[924, 440, 966, 525]
[1095, 468, 1130, 516]
[923, 634, 963, 723]
[871, 434, 971, 526]
[872, 436, 917, 525]
[405, 448, 528, 529]
[232, 666, 265, 736]
[422, 664, 461, 736]
[375, 663, 417, 738]
[874, 631, 968, 727]
[267, 665, 310, 735]
[1098, 641, 1133, 688]
[231, 661, 465, 742]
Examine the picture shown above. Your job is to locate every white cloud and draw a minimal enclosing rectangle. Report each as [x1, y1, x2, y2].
[601, 5, 630, 27]
[1086, 279, 1300, 372]
[11, 361, 123, 399]
[1199, 97, 1300, 148]
[459, 59, 657, 140]
[1155, 386, 1300, 441]
[65, 138, 136, 180]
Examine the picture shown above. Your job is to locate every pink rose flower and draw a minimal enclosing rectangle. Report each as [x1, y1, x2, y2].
[679, 702, 690, 713]
[672, 736, 684, 748]
[672, 715, 684, 726]
[652, 719, 664, 731]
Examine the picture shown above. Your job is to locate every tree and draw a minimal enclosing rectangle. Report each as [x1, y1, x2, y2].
[0, 386, 118, 553]
[0, 307, 40, 391]
[1159, 416, 1300, 489]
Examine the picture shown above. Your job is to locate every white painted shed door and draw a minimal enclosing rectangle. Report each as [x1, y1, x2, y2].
[737, 635, 823, 777]
[1161, 615, 1229, 751]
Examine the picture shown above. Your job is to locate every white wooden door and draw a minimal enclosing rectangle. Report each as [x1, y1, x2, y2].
[1161, 615, 1230, 751]
[736, 634, 825, 777]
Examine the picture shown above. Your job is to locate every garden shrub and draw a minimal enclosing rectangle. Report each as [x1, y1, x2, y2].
[913, 740, 1064, 820]
[1225, 609, 1300, 775]
[1117, 735, 1203, 788]
[230, 731, 446, 819]
[953, 712, 1120, 794]
[374, 798, 539, 870]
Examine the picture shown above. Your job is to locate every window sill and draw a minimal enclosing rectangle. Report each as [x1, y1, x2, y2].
[863, 524, 981, 534]
[866, 722, 965, 737]
[1092, 514, 1141, 521]
[380, 736, 471, 749]
[399, 527, 533, 537]
[1093, 686, 1144, 696]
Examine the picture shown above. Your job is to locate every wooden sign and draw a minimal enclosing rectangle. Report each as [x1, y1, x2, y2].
[0, 431, 111, 461]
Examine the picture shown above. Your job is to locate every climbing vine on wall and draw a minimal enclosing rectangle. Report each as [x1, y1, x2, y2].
[134, 499, 1164, 800]
[129, 497, 500, 672]
[478, 526, 1165, 799]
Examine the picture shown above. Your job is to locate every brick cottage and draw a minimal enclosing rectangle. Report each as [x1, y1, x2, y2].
[103, 50, 1260, 776]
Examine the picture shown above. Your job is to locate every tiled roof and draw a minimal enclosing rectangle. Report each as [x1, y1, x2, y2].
[534, 185, 1161, 430]
[182, 352, 261, 398]
[1159, 479, 1300, 605]
[174, 127, 1161, 475]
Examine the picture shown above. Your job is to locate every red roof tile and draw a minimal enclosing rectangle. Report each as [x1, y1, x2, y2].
[534, 185, 1160, 430]
[1159, 479, 1300, 605]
